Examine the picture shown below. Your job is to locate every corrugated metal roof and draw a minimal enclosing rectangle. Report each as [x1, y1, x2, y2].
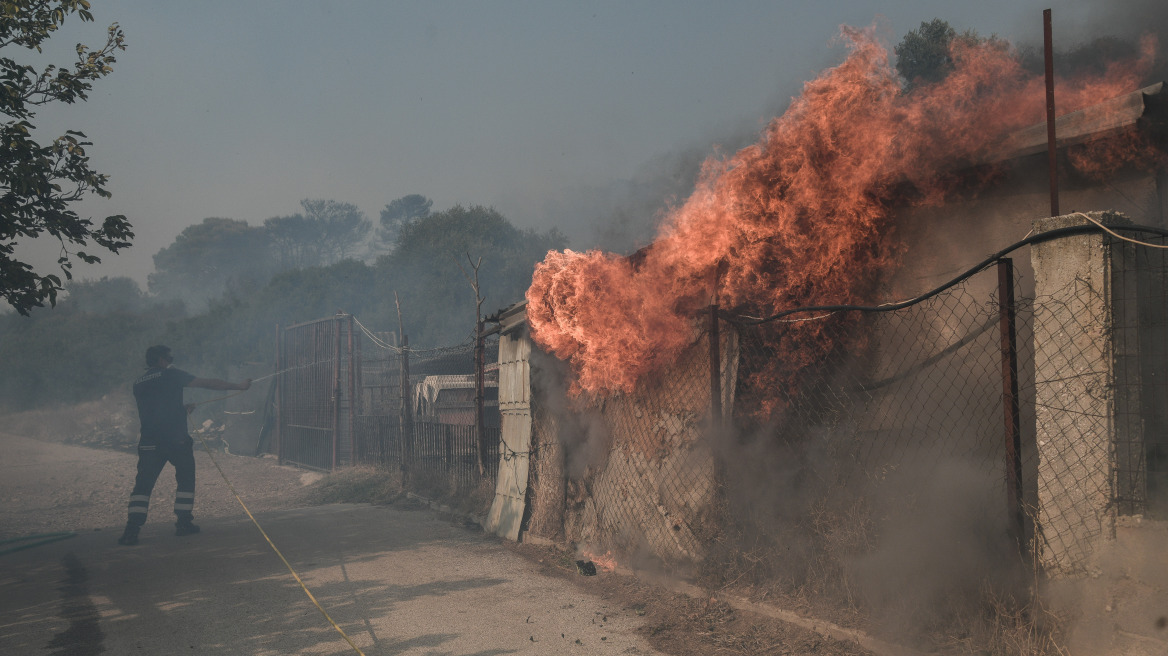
[991, 82, 1166, 162]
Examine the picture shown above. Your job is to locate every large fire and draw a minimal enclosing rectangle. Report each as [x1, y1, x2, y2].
[526, 26, 1157, 412]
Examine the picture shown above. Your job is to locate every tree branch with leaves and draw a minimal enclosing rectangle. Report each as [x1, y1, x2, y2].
[0, 0, 131, 315]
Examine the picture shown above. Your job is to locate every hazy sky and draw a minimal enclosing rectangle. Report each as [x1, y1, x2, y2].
[14, 0, 1147, 286]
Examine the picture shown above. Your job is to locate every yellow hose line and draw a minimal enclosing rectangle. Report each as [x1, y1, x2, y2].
[194, 434, 367, 656]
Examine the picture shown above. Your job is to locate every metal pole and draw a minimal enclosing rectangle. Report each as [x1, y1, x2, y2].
[709, 304, 723, 428]
[400, 334, 412, 475]
[275, 323, 283, 464]
[347, 314, 356, 464]
[332, 316, 342, 470]
[998, 258, 1026, 561]
[446, 423, 454, 476]
[475, 320, 486, 477]
[1044, 8, 1059, 217]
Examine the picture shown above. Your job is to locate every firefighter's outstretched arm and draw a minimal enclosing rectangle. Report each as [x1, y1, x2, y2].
[189, 377, 251, 391]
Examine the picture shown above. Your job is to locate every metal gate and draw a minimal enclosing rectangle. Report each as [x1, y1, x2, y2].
[274, 313, 360, 470]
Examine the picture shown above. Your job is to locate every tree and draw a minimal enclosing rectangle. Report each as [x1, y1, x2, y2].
[63, 275, 147, 314]
[264, 213, 320, 270]
[380, 204, 567, 344]
[300, 198, 370, 261]
[0, 0, 131, 315]
[264, 200, 371, 270]
[0, 274, 178, 411]
[148, 217, 274, 310]
[894, 19, 996, 91]
[377, 194, 432, 247]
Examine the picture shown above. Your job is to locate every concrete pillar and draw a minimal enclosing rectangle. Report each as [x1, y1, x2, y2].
[1031, 211, 1128, 576]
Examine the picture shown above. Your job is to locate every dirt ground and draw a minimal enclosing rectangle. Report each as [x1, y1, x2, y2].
[0, 427, 873, 656]
[500, 540, 874, 656]
[0, 431, 314, 541]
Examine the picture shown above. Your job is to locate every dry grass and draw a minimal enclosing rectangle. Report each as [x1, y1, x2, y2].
[932, 584, 1069, 656]
[303, 465, 405, 505]
[404, 468, 496, 517]
[698, 493, 874, 623]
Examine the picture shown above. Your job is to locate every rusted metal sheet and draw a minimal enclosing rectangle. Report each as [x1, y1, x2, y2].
[1044, 8, 1060, 217]
[998, 258, 1026, 561]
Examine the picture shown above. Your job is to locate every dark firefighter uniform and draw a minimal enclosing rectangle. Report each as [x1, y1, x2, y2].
[123, 365, 199, 538]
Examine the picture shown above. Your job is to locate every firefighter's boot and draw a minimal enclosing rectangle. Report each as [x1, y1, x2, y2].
[117, 523, 139, 546]
[175, 517, 201, 536]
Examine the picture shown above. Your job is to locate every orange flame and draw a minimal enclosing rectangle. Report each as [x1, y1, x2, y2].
[527, 26, 1157, 411]
[581, 549, 618, 573]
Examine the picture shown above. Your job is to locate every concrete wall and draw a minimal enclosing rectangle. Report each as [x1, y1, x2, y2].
[881, 165, 1165, 572]
[558, 327, 738, 567]
[1029, 212, 1123, 577]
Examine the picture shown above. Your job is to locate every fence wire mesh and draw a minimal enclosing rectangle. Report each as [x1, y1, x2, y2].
[277, 316, 357, 471]
[273, 314, 500, 489]
[718, 265, 1030, 601]
[349, 331, 500, 487]
[1030, 233, 1168, 575]
[267, 224, 1168, 594]
[535, 324, 737, 566]
[714, 231, 1168, 585]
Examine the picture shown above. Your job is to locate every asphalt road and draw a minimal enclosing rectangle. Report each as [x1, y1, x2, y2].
[0, 503, 664, 655]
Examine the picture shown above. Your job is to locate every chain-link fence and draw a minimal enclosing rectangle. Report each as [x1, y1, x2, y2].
[1031, 230, 1168, 576]
[531, 223, 1168, 591]
[350, 330, 500, 486]
[525, 319, 737, 566]
[713, 260, 1033, 606]
[272, 314, 501, 488]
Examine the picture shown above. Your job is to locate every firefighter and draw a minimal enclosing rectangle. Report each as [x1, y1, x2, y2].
[117, 345, 251, 546]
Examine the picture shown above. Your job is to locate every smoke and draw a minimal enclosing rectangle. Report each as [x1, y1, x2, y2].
[528, 346, 609, 480]
[1013, 0, 1168, 82]
[526, 24, 1155, 411]
[706, 413, 1032, 647]
[1047, 523, 1168, 654]
[526, 127, 764, 258]
[520, 8, 1167, 647]
[589, 146, 710, 255]
[848, 460, 1025, 640]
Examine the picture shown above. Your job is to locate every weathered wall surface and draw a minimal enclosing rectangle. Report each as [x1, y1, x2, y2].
[891, 165, 1163, 298]
[878, 167, 1164, 565]
[1053, 518, 1168, 656]
[1030, 212, 1120, 577]
[556, 328, 737, 567]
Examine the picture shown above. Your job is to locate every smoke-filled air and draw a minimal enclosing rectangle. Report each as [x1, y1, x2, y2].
[527, 26, 1158, 412]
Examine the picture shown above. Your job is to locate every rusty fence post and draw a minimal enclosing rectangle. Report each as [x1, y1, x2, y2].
[347, 314, 357, 465]
[331, 315, 342, 470]
[475, 320, 486, 477]
[275, 323, 284, 464]
[400, 335, 412, 475]
[998, 258, 1026, 561]
[445, 423, 455, 476]
[1044, 8, 1059, 217]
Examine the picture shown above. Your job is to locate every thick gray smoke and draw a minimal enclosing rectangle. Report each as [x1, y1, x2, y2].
[528, 346, 609, 480]
[1014, 0, 1168, 83]
[530, 115, 769, 257]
